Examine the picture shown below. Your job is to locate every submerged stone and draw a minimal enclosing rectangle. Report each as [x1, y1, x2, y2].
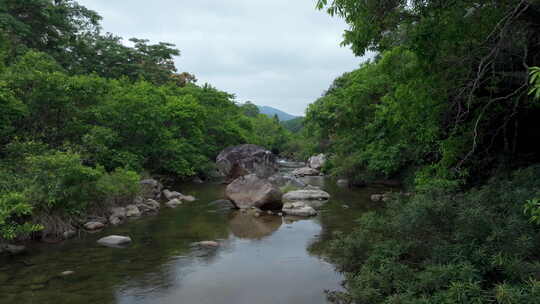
[97, 235, 132, 248]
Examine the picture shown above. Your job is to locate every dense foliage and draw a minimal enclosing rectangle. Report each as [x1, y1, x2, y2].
[281, 117, 304, 133]
[0, 0, 289, 242]
[307, 0, 540, 187]
[302, 0, 540, 302]
[327, 166, 540, 303]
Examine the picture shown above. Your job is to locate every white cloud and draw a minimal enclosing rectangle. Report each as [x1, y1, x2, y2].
[77, 0, 371, 115]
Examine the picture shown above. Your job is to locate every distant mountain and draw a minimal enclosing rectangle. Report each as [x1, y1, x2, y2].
[257, 105, 298, 121]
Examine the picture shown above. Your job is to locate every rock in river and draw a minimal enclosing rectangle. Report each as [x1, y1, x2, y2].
[140, 178, 163, 200]
[0, 244, 26, 255]
[125, 204, 141, 217]
[137, 199, 160, 214]
[165, 199, 183, 208]
[163, 189, 183, 200]
[282, 202, 317, 217]
[226, 174, 282, 209]
[292, 167, 320, 177]
[216, 144, 279, 182]
[97, 235, 132, 248]
[308, 154, 326, 170]
[282, 189, 330, 209]
[84, 221, 105, 231]
[193, 241, 220, 248]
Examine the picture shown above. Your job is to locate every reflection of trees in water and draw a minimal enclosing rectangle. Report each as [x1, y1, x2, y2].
[0, 203, 231, 304]
[228, 211, 282, 240]
[305, 182, 389, 260]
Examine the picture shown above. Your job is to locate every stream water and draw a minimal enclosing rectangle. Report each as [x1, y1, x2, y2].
[0, 170, 390, 304]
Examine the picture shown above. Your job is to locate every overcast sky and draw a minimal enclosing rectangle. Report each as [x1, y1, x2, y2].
[77, 0, 370, 116]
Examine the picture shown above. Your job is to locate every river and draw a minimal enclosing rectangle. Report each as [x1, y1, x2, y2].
[0, 171, 389, 304]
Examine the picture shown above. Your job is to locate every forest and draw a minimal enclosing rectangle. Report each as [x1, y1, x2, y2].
[301, 0, 540, 302]
[0, 0, 289, 242]
[2, 0, 540, 303]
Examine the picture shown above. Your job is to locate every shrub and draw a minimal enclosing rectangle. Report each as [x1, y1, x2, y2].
[327, 165, 540, 303]
[0, 192, 42, 241]
[23, 151, 104, 215]
[95, 167, 141, 206]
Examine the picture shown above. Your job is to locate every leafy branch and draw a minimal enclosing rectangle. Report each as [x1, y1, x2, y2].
[529, 67, 540, 100]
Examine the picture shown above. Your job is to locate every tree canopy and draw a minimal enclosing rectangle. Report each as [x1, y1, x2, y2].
[0, 0, 290, 242]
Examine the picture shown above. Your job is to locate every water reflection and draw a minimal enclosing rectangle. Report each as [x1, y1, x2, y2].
[299, 176, 325, 188]
[228, 212, 282, 240]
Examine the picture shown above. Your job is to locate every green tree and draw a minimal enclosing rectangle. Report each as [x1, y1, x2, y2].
[240, 101, 260, 117]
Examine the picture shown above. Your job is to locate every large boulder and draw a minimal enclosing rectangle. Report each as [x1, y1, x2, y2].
[292, 167, 320, 177]
[308, 154, 326, 170]
[216, 144, 279, 182]
[282, 189, 330, 209]
[225, 174, 282, 209]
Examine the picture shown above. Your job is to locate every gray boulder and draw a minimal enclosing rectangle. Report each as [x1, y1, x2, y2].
[308, 154, 326, 170]
[0, 244, 26, 255]
[108, 207, 127, 225]
[84, 221, 105, 230]
[282, 202, 317, 217]
[63, 230, 76, 239]
[110, 207, 126, 218]
[282, 189, 330, 209]
[182, 195, 196, 202]
[225, 174, 282, 209]
[109, 216, 122, 226]
[292, 167, 320, 177]
[163, 190, 196, 202]
[165, 199, 183, 208]
[191, 241, 220, 248]
[137, 199, 160, 214]
[140, 178, 163, 200]
[304, 185, 321, 190]
[97, 235, 132, 248]
[216, 144, 279, 182]
[278, 160, 306, 168]
[163, 189, 183, 200]
[125, 205, 141, 217]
